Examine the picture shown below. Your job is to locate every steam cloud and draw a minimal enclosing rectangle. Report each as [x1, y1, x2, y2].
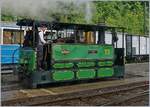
[1, 0, 94, 23]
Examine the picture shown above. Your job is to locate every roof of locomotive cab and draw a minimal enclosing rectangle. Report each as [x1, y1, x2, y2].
[16, 19, 125, 30]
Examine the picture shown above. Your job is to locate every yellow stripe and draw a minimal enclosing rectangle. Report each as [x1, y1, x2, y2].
[19, 90, 33, 97]
[40, 89, 57, 95]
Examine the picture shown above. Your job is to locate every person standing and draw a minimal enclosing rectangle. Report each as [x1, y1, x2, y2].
[37, 25, 47, 70]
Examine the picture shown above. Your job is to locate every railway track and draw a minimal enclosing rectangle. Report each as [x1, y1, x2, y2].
[116, 91, 149, 106]
[2, 77, 149, 106]
[1, 83, 23, 92]
[102, 86, 149, 106]
[33, 81, 149, 106]
[105, 90, 149, 106]
[40, 91, 149, 106]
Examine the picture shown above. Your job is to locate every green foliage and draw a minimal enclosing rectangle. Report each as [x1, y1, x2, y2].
[93, 1, 149, 35]
[1, 1, 149, 35]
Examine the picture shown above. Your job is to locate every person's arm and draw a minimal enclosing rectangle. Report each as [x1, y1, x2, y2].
[39, 32, 46, 44]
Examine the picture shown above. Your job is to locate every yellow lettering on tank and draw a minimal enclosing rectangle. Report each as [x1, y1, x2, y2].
[104, 49, 110, 55]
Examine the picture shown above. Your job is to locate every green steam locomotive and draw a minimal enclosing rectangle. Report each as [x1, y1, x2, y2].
[15, 19, 125, 88]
